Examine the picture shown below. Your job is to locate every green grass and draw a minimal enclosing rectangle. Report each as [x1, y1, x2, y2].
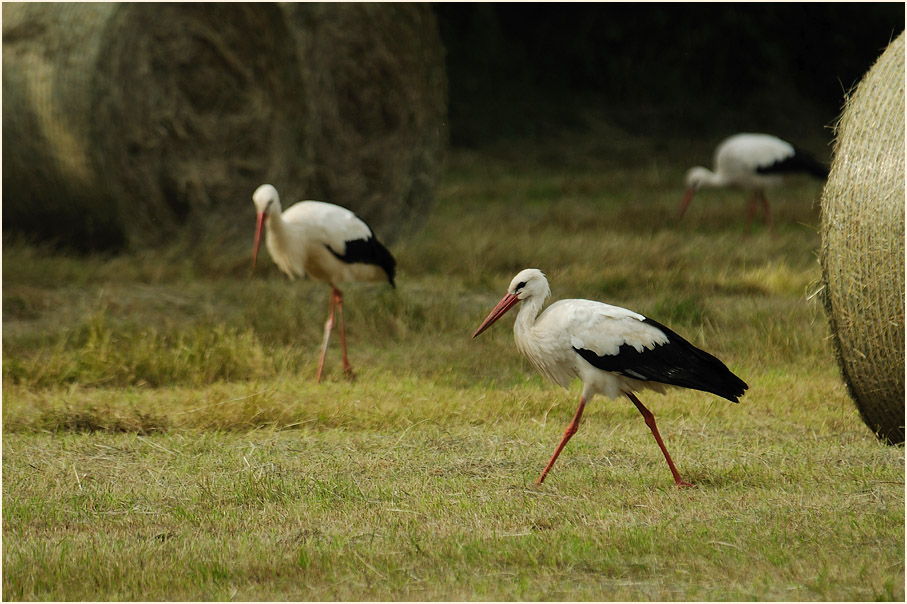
[3, 138, 903, 600]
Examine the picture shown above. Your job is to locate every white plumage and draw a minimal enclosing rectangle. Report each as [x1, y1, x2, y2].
[516, 298, 670, 399]
[252, 184, 396, 382]
[680, 132, 829, 231]
[474, 268, 747, 487]
[253, 187, 388, 285]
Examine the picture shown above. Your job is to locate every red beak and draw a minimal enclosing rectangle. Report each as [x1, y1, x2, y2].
[473, 292, 521, 338]
[678, 187, 696, 219]
[252, 211, 267, 268]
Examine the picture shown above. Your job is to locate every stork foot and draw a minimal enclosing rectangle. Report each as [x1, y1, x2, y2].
[676, 479, 694, 489]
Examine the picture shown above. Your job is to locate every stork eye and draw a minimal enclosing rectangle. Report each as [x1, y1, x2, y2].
[515, 281, 527, 291]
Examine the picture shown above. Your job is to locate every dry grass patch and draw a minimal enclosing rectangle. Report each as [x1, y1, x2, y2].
[3, 143, 902, 600]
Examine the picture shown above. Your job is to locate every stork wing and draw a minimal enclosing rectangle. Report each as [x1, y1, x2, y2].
[557, 301, 747, 402]
[547, 300, 666, 358]
[755, 147, 829, 178]
[282, 200, 396, 285]
[717, 133, 796, 175]
[283, 201, 376, 252]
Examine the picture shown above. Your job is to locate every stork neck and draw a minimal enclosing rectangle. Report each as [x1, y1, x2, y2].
[700, 168, 727, 188]
[514, 294, 545, 335]
[262, 206, 296, 262]
[264, 205, 287, 236]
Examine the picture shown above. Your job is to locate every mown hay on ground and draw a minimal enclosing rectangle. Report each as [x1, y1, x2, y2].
[820, 32, 905, 445]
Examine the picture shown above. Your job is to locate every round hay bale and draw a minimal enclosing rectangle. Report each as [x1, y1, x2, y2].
[280, 2, 448, 241]
[819, 32, 905, 445]
[2, 3, 313, 249]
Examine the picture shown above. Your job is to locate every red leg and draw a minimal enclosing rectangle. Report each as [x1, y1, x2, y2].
[536, 397, 586, 485]
[626, 393, 692, 488]
[745, 192, 758, 237]
[759, 191, 774, 233]
[678, 188, 695, 219]
[334, 286, 355, 379]
[316, 289, 337, 383]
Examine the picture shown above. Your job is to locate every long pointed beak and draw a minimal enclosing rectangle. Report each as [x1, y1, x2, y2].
[473, 292, 521, 338]
[252, 211, 267, 269]
[678, 187, 696, 219]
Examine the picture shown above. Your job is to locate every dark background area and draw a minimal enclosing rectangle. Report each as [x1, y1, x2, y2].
[3, 3, 902, 252]
[433, 3, 905, 147]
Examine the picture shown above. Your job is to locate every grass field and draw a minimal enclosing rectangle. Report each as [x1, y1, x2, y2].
[3, 135, 904, 600]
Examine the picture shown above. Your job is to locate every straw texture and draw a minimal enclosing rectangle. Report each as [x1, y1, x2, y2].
[2, 3, 312, 248]
[820, 32, 905, 445]
[2, 3, 447, 249]
[279, 2, 448, 241]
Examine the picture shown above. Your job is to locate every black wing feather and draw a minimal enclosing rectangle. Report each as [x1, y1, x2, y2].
[574, 318, 748, 402]
[756, 148, 829, 179]
[326, 234, 397, 288]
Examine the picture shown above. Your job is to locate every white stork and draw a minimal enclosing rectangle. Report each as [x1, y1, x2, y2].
[679, 133, 829, 232]
[473, 268, 747, 487]
[251, 184, 396, 382]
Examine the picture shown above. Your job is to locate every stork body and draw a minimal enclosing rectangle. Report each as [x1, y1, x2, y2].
[252, 184, 395, 382]
[680, 133, 828, 232]
[473, 269, 747, 487]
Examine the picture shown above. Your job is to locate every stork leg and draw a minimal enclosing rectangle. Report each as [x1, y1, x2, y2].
[626, 393, 692, 488]
[316, 286, 355, 382]
[758, 190, 774, 232]
[745, 192, 759, 236]
[678, 188, 695, 219]
[333, 286, 355, 379]
[536, 397, 586, 485]
[315, 289, 338, 383]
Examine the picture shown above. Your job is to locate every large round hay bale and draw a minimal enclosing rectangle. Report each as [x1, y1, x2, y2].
[2, 3, 313, 249]
[819, 32, 905, 445]
[3, 3, 447, 250]
[280, 2, 448, 241]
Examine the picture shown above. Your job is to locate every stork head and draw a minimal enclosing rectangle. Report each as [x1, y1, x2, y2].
[684, 166, 712, 191]
[679, 166, 710, 218]
[252, 183, 281, 215]
[473, 268, 550, 338]
[251, 184, 281, 269]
